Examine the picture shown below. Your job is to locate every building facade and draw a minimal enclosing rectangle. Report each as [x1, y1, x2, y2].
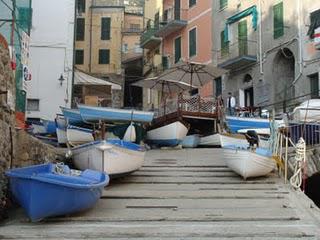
[74, 0, 124, 108]
[212, 0, 320, 112]
[26, 0, 74, 121]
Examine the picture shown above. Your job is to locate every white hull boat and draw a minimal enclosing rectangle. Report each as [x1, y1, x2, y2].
[55, 115, 67, 145]
[199, 134, 221, 147]
[292, 99, 320, 122]
[72, 140, 146, 177]
[219, 133, 269, 149]
[222, 147, 276, 179]
[147, 121, 189, 147]
[67, 125, 94, 146]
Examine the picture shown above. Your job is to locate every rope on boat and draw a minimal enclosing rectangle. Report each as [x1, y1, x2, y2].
[290, 138, 306, 189]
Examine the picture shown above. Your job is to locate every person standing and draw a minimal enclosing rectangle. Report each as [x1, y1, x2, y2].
[227, 92, 236, 116]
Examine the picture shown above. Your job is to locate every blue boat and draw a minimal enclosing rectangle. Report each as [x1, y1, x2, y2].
[78, 105, 154, 123]
[60, 107, 83, 125]
[42, 119, 57, 134]
[6, 163, 109, 222]
[226, 116, 270, 133]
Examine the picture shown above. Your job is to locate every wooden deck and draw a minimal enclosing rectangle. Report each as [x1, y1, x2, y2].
[2, 148, 320, 239]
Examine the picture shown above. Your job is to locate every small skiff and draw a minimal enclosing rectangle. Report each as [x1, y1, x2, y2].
[6, 163, 109, 222]
[222, 146, 276, 179]
[72, 140, 146, 177]
[66, 125, 94, 146]
[182, 134, 200, 148]
[199, 134, 221, 147]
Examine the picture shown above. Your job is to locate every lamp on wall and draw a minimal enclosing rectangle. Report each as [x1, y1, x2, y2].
[58, 74, 65, 86]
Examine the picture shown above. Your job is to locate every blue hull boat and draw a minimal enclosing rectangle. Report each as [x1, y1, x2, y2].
[6, 163, 109, 222]
[78, 105, 154, 123]
[42, 119, 56, 134]
[61, 107, 83, 125]
[226, 116, 270, 133]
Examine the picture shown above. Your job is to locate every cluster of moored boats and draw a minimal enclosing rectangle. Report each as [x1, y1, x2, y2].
[6, 99, 319, 222]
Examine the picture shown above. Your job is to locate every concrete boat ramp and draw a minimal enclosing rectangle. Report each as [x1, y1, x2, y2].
[2, 148, 320, 239]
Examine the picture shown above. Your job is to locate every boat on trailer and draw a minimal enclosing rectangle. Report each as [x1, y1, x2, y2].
[6, 163, 109, 222]
[72, 139, 146, 178]
[222, 146, 276, 179]
[146, 121, 189, 147]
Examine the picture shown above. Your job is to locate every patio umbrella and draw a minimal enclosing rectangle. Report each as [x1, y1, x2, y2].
[157, 61, 227, 89]
[132, 77, 196, 94]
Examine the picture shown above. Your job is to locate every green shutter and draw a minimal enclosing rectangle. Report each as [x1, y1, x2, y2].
[99, 49, 110, 64]
[220, 30, 229, 57]
[220, 0, 227, 10]
[215, 77, 222, 97]
[76, 18, 85, 41]
[174, 37, 181, 63]
[238, 20, 248, 56]
[189, 0, 196, 7]
[189, 28, 197, 57]
[75, 50, 84, 65]
[273, 2, 284, 39]
[310, 74, 319, 98]
[101, 18, 111, 40]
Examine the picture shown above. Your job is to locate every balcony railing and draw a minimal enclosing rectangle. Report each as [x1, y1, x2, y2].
[141, 27, 162, 49]
[217, 40, 258, 70]
[155, 7, 188, 38]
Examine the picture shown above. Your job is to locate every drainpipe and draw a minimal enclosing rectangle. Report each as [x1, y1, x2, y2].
[258, 0, 263, 77]
[293, 0, 303, 84]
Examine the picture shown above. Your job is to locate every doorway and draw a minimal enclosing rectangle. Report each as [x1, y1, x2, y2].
[244, 87, 254, 107]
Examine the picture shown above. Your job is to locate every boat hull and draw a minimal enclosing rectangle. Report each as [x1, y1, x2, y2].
[67, 125, 94, 146]
[219, 133, 269, 149]
[6, 164, 108, 222]
[199, 134, 221, 147]
[72, 140, 146, 177]
[56, 115, 67, 145]
[226, 116, 270, 133]
[146, 121, 189, 147]
[222, 147, 276, 179]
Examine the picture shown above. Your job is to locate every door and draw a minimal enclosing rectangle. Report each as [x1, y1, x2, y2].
[174, 0, 180, 20]
[238, 20, 248, 56]
[174, 37, 181, 63]
[244, 87, 254, 108]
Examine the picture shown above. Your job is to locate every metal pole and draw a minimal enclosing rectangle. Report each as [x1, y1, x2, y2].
[285, 136, 288, 184]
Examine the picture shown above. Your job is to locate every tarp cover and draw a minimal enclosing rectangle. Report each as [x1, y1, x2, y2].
[74, 71, 121, 90]
[224, 5, 258, 42]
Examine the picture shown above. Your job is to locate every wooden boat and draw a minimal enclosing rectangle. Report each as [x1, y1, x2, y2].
[199, 134, 221, 147]
[222, 146, 276, 179]
[60, 107, 83, 125]
[5, 163, 109, 222]
[146, 121, 189, 147]
[66, 125, 94, 146]
[71, 140, 146, 177]
[182, 134, 200, 148]
[78, 105, 154, 123]
[55, 115, 67, 145]
[226, 116, 270, 133]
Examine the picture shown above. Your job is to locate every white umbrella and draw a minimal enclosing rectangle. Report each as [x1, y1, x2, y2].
[157, 61, 227, 89]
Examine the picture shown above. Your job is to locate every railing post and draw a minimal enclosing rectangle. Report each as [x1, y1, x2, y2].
[198, 95, 201, 112]
[285, 136, 288, 184]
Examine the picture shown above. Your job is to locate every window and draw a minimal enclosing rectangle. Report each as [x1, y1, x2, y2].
[135, 43, 143, 53]
[130, 24, 140, 32]
[76, 0, 86, 13]
[220, 0, 227, 10]
[273, 2, 284, 39]
[220, 30, 229, 57]
[76, 18, 85, 41]
[101, 17, 111, 40]
[75, 50, 84, 65]
[27, 99, 39, 111]
[215, 77, 222, 97]
[99, 49, 110, 64]
[189, 28, 197, 57]
[307, 9, 320, 38]
[189, 0, 196, 8]
[310, 73, 320, 98]
[162, 56, 169, 70]
[174, 37, 182, 63]
[122, 44, 128, 53]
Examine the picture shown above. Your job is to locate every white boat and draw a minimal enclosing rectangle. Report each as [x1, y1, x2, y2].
[71, 140, 146, 177]
[147, 121, 189, 147]
[31, 121, 46, 134]
[67, 125, 94, 146]
[220, 133, 269, 149]
[55, 115, 67, 145]
[199, 134, 221, 147]
[237, 128, 270, 135]
[222, 147, 276, 179]
[292, 99, 320, 122]
[182, 135, 200, 148]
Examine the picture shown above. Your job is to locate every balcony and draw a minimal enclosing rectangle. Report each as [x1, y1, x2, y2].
[217, 40, 257, 70]
[141, 28, 162, 49]
[155, 7, 188, 38]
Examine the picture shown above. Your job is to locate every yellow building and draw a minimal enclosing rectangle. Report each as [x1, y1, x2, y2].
[74, 0, 124, 107]
[141, 0, 163, 111]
